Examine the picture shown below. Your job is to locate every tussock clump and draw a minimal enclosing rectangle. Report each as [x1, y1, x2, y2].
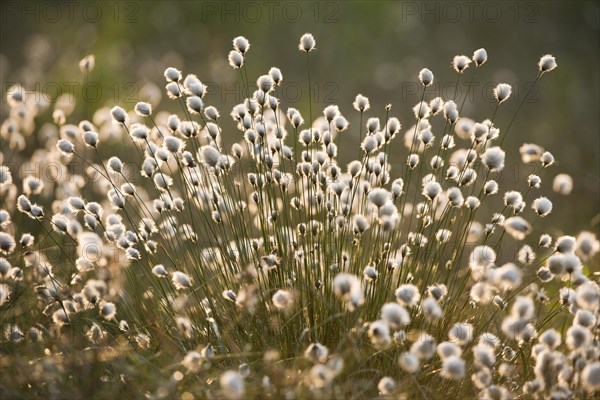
[0, 35, 597, 400]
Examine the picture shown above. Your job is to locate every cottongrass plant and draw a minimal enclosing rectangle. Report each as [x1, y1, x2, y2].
[0, 34, 599, 399]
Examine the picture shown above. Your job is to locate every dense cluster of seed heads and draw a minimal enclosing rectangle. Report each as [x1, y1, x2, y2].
[0, 34, 598, 399]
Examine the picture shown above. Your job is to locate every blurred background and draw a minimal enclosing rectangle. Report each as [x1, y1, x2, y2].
[1, 0, 599, 237]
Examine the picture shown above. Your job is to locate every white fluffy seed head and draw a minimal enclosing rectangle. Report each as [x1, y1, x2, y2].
[0, 166, 12, 187]
[256, 75, 274, 93]
[204, 106, 220, 121]
[363, 265, 379, 282]
[503, 216, 532, 240]
[83, 130, 98, 147]
[429, 97, 444, 115]
[334, 115, 349, 132]
[443, 100, 458, 123]
[268, 67, 282, 85]
[186, 96, 204, 113]
[398, 352, 420, 373]
[581, 362, 600, 393]
[538, 54, 557, 74]
[172, 271, 192, 289]
[504, 191, 523, 209]
[220, 370, 245, 400]
[304, 342, 328, 363]
[164, 67, 182, 82]
[527, 174, 541, 188]
[465, 196, 480, 210]
[566, 325, 591, 350]
[410, 333, 436, 360]
[0, 232, 16, 255]
[532, 197, 552, 217]
[232, 36, 250, 54]
[395, 284, 420, 307]
[452, 55, 471, 73]
[539, 234, 552, 248]
[449, 322, 473, 345]
[368, 320, 391, 348]
[353, 214, 370, 234]
[422, 297, 443, 320]
[272, 289, 294, 311]
[440, 356, 465, 380]
[473, 48, 487, 66]
[555, 235, 576, 253]
[332, 273, 363, 310]
[422, 181, 442, 201]
[493, 83, 512, 104]
[299, 33, 316, 52]
[110, 106, 127, 124]
[512, 296, 535, 320]
[57, 139, 74, 155]
[576, 282, 600, 311]
[361, 135, 378, 154]
[228, 51, 244, 69]
[541, 151, 554, 167]
[377, 377, 395, 395]
[381, 303, 410, 328]
[481, 146, 505, 171]
[418, 68, 434, 86]
[200, 145, 221, 168]
[552, 173, 573, 195]
[407, 153, 420, 169]
[576, 231, 600, 260]
[446, 187, 463, 207]
[437, 341, 462, 359]
[79, 54, 95, 72]
[413, 101, 431, 119]
[164, 136, 183, 153]
[353, 94, 370, 112]
[538, 329, 561, 349]
[134, 102, 152, 116]
[151, 264, 168, 277]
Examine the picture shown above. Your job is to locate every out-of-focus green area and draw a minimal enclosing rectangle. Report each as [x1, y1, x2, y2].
[1, 0, 599, 233]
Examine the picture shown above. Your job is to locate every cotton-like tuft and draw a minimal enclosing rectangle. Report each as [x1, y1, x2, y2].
[472, 48, 487, 66]
[552, 173, 573, 195]
[538, 54, 557, 74]
[398, 352, 420, 373]
[110, 106, 127, 124]
[452, 55, 471, 73]
[448, 322, 473, 345]
[304, 342, 328, 363]
[381, 303, 410, 328]
[220, 370, 245, 400]
[83, 130, 99, 147]
[299, 33, 316, 52]
[228, 51, 244, 68]
[57, 139, 75, 155]
[493, 83, 512, 104]
[541, 151, 554, 167]
[443, 100, 459, 123]
[164, 67, 182, 82]
[272, 289, 294, 311]
[353, 94, 370, 112]
[440, 356, 465, 380]
[532, 197, 552, 217]
[172, 271, 192, 289]
[134, 102, 152, 116]
[395, 284, 420, 307]
[418, 68, 434, 86]
[377, 377, 395, 395]
[422, 181, 442, 201]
